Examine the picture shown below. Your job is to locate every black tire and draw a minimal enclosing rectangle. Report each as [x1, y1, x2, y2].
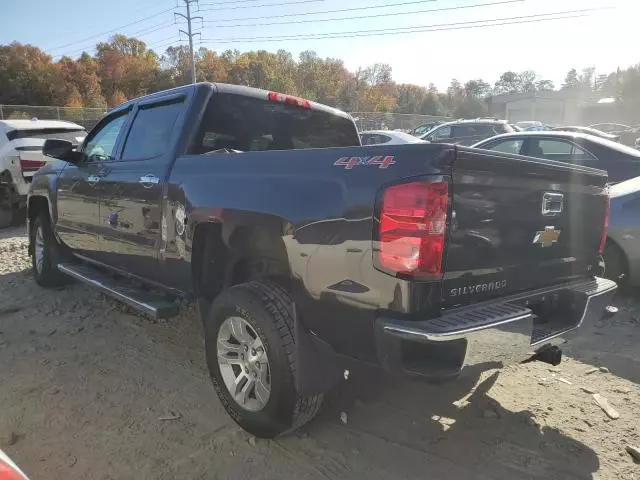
[205, 281, 323, 438]
[0, 207, 14, 229]
[30, 212, 69, 287]
[604, 241, 628, 286]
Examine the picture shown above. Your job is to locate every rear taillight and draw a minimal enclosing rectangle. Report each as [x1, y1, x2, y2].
[598, 192, 610, 254]
[20, 159, 46, 172]
[377, 179, 449, 277]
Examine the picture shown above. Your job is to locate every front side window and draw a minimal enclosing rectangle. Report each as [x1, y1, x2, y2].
[121, 101, 183, 161]
[192, 93, 359, 154]
[83, 112, 129, 162]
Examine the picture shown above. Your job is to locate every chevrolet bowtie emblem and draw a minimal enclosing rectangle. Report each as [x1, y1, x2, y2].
[533, 226, 561, 248]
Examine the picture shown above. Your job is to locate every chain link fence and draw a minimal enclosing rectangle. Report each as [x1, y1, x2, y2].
[350, 112, 451, 132]
[0, 105, 106, 131]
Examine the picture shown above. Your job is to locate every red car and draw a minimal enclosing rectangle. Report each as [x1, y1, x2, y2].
[0, 449, 29, 480]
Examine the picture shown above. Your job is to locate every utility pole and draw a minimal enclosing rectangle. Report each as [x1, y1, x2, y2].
[175, 0, 202, 84]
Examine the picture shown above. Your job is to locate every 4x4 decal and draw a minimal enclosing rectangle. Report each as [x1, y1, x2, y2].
[333, 155, 395, 169]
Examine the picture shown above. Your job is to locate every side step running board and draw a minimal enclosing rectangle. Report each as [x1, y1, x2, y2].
[57, 263, 179, 319]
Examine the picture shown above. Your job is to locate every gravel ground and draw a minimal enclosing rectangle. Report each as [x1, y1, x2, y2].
[0, 227, 639, 480]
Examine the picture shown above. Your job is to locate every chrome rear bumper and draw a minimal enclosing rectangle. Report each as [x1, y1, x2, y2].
[375, 277, 617, 380]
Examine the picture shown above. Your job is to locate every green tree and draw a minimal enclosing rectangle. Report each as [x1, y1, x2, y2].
[562, 68, 580, 90]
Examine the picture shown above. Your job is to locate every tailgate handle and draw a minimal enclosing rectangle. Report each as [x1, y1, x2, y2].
[542, 192, 564, 216]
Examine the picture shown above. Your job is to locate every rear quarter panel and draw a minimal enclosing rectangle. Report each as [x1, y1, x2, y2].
[167, 144, 454, 360]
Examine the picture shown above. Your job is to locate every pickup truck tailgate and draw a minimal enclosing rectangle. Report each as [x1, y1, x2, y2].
[442, 147, 608, 307]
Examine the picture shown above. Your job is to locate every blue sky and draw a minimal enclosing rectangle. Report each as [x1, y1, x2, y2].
[1, 0, 637, 89]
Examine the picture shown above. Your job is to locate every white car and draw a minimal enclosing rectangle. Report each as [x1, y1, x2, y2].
[360, 130, 428, 146]
[0, 119, 86, 227]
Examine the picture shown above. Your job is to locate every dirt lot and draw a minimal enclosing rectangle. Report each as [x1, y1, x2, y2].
[0, 226, 639, 480]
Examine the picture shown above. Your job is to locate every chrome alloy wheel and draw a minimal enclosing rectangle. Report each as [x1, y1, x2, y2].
[217, 316, 271, 412]
[34, 225, 45, 274]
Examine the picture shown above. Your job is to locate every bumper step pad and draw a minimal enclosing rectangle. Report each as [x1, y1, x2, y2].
[426, 302, 531, 334]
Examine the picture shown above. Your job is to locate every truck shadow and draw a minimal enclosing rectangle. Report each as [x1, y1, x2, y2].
[293, 363, 599, 480]
[564, 291, 640, 384]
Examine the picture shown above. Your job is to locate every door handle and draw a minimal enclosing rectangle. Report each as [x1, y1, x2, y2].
[139, 174, 160, 188]
[87, 175, 100, 185]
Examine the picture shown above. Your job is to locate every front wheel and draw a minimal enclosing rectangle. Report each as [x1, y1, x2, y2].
[30, 212, 69, 287]
[205, 281, 323, 438]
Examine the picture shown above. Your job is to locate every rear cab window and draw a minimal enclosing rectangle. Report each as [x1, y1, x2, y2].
[192, 93, 360, 154]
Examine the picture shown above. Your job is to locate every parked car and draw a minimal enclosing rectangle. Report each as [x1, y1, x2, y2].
[552, 125, 620, 142]
[515, 120, 548, 131]
[0, 119, 86, 228]
[360, 130, 428, 145]
[589, 123, 633, 133]
[420, 119, 514, 145]
[30, 83, 615, 438]
[0, 448, 29, 479]
[604, 176, 640, 286]
[472, 131, 640, 183]
[589, 123, 640, 146]
[408, 121, 442, 137]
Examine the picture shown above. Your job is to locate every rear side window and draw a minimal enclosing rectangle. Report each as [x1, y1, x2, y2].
[361, 134, 391, 145]
[122, 100, 183, 161]
[192, 93, 359, 154]
[429, 125, 451, 140]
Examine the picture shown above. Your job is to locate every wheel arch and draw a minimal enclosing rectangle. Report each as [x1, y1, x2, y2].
[604, 236, 630, 283]
[191, 217, 293, 312]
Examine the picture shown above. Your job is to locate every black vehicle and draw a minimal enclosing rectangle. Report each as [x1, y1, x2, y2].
[28, 83, 615, 438]
[419, 118, 514, 145]
[473, 131, 640, 183]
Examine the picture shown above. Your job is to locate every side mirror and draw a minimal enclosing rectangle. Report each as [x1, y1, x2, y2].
[43, 139, 83, 164]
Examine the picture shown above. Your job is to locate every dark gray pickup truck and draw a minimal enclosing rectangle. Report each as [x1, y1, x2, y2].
[28, 82, 616, 438]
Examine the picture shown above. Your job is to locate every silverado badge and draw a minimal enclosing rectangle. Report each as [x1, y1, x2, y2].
[533, 226, 561, 248]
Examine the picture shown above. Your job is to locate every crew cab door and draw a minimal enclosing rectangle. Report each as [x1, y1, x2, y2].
[56, 109, 130, 258]
[96, 96, 185, 281]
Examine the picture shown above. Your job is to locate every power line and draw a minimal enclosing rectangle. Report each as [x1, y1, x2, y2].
[198, 0, 296, 5]
[203, 0, 523, 28]
[199, 0, 325, 13]
[46, 7, 176, 53]
[203, 0, 436, 23]
[200, 8, 609, 43]
[53, 22, 176, 60]
[147, 37, 184, 52]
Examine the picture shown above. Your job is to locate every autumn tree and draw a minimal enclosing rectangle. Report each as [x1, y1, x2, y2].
[96, 34, 160, 103]
[0, 42, 60, 105]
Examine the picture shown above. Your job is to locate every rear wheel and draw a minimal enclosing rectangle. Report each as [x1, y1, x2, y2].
[205, 281, 323, 438]
[30, 212, 69, 287]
